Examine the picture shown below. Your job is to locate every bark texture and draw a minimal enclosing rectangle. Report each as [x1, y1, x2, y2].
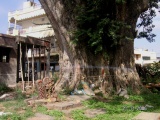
[39, 0, 149, 94]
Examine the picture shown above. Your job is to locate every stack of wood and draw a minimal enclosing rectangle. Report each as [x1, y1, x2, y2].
[36, 77, 58, 101]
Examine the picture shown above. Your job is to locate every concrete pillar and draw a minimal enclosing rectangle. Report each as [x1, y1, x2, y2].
[14, 19, 17, 29]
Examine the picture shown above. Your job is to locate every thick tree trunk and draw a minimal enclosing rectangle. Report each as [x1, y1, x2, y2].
[39, 0, 149, 94]
[108, 0, 149, 93]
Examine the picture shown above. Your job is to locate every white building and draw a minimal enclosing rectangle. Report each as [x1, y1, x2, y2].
[7, 0, 54, 38]
[134, 49, 158, 66]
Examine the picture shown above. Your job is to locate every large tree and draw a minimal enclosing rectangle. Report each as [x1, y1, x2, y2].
[39, 0, 159, 94]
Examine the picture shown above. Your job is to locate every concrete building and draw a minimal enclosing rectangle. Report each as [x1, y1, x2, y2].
[134, 49, 158, 66]
[7, 0, 59, 77]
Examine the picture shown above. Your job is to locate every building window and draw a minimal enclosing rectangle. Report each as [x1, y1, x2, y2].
[0, 47, 11, 63]
[2, 56, 7, 62]
[142, 56, 150, 60]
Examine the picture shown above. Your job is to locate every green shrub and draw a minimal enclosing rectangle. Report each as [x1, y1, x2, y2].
[0, 84, 13, 95]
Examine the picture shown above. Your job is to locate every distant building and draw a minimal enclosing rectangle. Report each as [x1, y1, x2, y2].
[134, 49, 158, 66]
[7, 0, 59, 76]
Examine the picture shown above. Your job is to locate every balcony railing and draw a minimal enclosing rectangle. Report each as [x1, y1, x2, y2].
[18, 25, 52, 35]
[8, 27, 14, 34]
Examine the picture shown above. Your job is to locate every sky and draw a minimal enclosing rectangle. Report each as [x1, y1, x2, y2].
[0, 0, 39, 33]
[0, 0, 160, 56]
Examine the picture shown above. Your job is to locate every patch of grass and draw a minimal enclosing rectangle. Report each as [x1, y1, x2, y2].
[1, 92, 35, 119]
[22, 107, 34, 119]
[71, 109, 89, 120]
[2, 99, 27, 111]
[47, 110, 64, 119]
[0, 108, 34, 120]
[78, 91, 160, 120]
[36, 105, 64, 119]
[36, 105, 48, 113]
[1, 87, 160, 120]
[0, 113, 22, 120]
[2, 101, 17, 109]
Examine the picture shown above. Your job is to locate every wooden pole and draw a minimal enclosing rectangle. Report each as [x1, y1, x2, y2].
[20, 43, 25, 91]
[46, 48, 50, 77]
[39, 47, 41, 79]
[43, 48, 45, 78]
[26, 45, 29, 86]
[22, 44, 25, 83]
[16, 44, 20, 83]
[32, 45, 35, 88]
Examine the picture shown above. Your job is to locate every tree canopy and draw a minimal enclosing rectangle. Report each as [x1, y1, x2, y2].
[69, 0, 160, 54]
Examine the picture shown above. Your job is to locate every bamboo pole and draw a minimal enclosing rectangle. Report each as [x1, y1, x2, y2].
[32, 45, 35, 88]
[20, 43, 25, 91]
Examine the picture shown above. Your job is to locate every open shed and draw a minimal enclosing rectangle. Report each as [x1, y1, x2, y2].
[0, 34, 50, 88]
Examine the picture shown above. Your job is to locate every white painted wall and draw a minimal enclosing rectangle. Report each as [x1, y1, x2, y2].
[20, 16, 50, 28]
